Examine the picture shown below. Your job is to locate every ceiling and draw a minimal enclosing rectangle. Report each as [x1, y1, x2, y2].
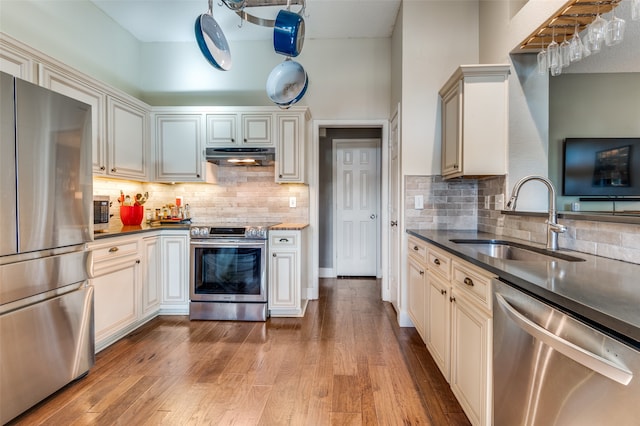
[89, 0, 402, 42]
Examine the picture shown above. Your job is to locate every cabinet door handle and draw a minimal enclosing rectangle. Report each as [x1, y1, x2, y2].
[419, 270, 424, 276]
[100, 166, 106, 171]
[231, 138, 235, 142]
[433, 258, 441, 266]
[244, 138, 247, 142]
[464, 277, 474, 287]
[272, 253, 277, 257]
[279, 238, 289, 242]
[413, 246, 419, 251]
[279, 174, 283, 178]
[390, 220, 398, 227]
[450, 296, 456, 303]
[196, 174, 201, 178]
[135, 259, 141, 264]
[440, 289, 446, 295]
[108, 247, 119, 253]
[111, 168, 117, 173]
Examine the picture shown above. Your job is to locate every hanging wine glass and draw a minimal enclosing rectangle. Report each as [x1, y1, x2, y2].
[605, 8, 625, 46]
[569, 24, 583, 62]
[581, 33, 592, 57]
[548, 30, 561, 76]
[537, 38, 548, 74]
[560, 31, 571, 68]
[588, 11, 607, 53]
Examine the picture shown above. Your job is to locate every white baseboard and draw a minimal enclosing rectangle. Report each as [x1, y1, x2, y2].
[318, 267, 335, 278]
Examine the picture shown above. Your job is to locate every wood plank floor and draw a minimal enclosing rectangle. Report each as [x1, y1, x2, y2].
[9, 278, 470, 426]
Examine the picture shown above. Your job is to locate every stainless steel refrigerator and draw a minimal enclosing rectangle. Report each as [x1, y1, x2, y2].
[0, 71, 94, 424]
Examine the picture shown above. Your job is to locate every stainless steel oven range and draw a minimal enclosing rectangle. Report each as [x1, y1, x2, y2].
[189, 224, 276, 321]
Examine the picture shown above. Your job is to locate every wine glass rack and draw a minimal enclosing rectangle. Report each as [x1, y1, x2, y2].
[519, 0, 623, 51]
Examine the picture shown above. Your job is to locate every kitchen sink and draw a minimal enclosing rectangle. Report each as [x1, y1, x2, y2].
[449, 239, 585, 262]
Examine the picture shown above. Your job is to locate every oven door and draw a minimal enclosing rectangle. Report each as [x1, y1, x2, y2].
[190, 239, 267, 303]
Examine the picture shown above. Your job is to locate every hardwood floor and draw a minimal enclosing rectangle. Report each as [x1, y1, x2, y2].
[9, 278, 470, 426]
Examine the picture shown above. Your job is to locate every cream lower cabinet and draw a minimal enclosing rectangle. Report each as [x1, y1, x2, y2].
[141, 235, 162, 318]
[269, 229, 308, 317]
[159, 232, 190, 314]
[407, 236, 428, 339]
[407, 238, 495, 426]
[89, 230, 189, 352]
[89, 236, 142, 352]
[426, 271, 451, 379]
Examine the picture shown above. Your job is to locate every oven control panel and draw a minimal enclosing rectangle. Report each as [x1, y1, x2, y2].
[190, 225, 270, 240]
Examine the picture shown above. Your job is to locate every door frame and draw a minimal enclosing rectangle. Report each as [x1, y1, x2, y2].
[332, 138, 381, 278]
[309, 120, 389, 301]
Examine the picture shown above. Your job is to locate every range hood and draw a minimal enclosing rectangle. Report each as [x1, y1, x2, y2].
[205, 147, 275, 166]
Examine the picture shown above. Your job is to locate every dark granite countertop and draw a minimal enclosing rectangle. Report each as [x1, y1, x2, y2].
[406, 229, 640, 350]
[93, 223, 190, 240]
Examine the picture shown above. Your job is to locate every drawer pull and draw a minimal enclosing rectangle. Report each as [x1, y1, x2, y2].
[464, 277, 474, 287]
[413, 246, 419, 251]
[279, 238, 289, 242]
[440, 289, 446, 295]
[419, 270, 424, 276]
[433, 258, 441, 266]
[108, 247, 119, 253]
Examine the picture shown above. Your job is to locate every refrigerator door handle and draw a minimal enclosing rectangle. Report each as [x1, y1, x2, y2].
[495, 293, 633, 386]
[86, 250, 95, 279]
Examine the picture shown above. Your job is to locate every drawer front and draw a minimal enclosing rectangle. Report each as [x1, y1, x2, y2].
[91, 240, 139, 262]
[427, 246, 452, 280]
[270, 232, 299, 248]
[452, 261, 493, 311]
[408, 237, 428, 263]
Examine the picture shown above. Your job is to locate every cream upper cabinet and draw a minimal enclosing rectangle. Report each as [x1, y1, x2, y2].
[439, 64, 510, 179]
[39, 65, 107, 174]
[275, 113, 307, 183]
[206, 113, 273, 147]
[0, 40, 35, 82]
[107, 96, 149, 181]
[154, 113, 204, 182]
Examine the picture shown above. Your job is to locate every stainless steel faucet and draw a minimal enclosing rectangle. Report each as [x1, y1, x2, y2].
[505, 175, 567, 251]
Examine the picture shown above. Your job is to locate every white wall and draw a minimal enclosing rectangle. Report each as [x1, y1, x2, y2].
[0, 0, 142, 96]
[400, 1, 479, 177]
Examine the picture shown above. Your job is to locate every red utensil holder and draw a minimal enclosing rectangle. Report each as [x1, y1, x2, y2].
[120, 205, 144, 225]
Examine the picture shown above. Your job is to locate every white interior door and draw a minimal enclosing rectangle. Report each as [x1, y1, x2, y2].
[334, 139, 380, 276]
[388, 112, 400, 309]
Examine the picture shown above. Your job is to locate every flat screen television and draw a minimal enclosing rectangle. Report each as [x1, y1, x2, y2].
[563, 137, 640, 197]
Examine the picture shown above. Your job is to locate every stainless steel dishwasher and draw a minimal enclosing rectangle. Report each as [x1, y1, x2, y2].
[492, 279, 640, 426]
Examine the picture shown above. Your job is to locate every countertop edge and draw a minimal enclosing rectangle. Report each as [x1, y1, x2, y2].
[93, 224, 190, 239]
[406, 229, 640, 350]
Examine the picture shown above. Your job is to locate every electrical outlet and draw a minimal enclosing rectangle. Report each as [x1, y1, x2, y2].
[495, 194, 505, 210]
[289, 196, 297, 208]
[484, 196, 490, 210]
[414, 195, 424, 210]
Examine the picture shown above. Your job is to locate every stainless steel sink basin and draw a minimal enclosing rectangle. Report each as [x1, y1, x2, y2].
[449, 239, 585, 262]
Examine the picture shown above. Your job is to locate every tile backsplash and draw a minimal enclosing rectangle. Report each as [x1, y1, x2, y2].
[94, 166, 309, 226]
[407, 175, 640, 264]
[404, 176, 477, 230]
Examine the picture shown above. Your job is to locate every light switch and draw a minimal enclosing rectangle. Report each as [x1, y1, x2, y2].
[289, 196, 297, 208]
[414, 195, 424, 210]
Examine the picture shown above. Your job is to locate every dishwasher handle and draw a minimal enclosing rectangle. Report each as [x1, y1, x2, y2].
[495, 293, 633, 386]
